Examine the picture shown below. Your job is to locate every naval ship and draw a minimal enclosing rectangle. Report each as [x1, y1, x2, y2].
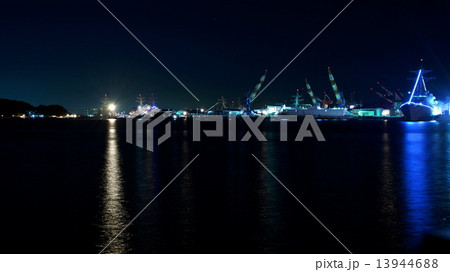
[400, 67, 438, 121]
[280, 67, 351, 118]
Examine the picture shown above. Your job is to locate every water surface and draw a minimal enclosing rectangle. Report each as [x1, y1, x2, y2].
[0, 118, 448, 253]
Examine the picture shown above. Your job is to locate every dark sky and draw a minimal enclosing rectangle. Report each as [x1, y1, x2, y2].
[1, 0, 450, 113]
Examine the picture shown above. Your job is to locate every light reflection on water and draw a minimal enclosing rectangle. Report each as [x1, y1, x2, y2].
[256, 140, 282, 251]
[401, 122, 435, 251]
[167, 133, 197, 250]
[379, 132, 401, 247]
[94, 119, 450, 253]
[98, 119, 130, 253]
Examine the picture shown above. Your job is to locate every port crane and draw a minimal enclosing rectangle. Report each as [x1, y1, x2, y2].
[377, 82, 402, 102]
[370, 87, 394, 104]
[305, 79, 320, 107]
[243, 69, 268, 114]
[317, 92, 334, 109]
[328, 67, 346, 107]
[305, 77, 334, 108]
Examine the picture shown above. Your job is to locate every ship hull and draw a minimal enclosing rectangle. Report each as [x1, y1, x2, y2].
[400, 103, 433, 121]
[280, 108, 350, 118]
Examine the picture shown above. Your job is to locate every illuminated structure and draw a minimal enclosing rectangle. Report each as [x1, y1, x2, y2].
[129, 94, 160, 117]
[305, 78, 334, 109]
[400, 65, 439, 121]
[280, 68, 350, 118]
[370, 87, 394, 104]
[243, 69, 268, 114]
[108, 103, 116, 112]
[328, 67, 346, 107]
[305, 79, 319, 107]
[137, 94, 145, 107]
[281, 90, 348, 118]
[219, 96, 227, 109]
[317, 92, 334, 109]
[100, 93, 109, 117]
[377, 82, 403, 102]
[292, 89, 304, 108]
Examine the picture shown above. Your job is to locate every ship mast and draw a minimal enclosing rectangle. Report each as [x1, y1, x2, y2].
[407, 59, 435, 102]
[291, 89, 304, 108]
[136, 94, 145, 107]
[150, 93, 156, 107]
[293, 89, 300, 108]
[407, 69, 433, 102]
[219, 96, 227, 109]
[102, 93, 109, 108]
[101, 93, 109, 116]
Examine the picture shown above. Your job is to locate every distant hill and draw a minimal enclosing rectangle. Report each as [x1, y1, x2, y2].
[35, 104, 69, 116]
[0, 99, 69, 117]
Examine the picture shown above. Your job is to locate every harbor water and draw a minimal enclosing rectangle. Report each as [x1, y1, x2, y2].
[0, 118, 449, 253]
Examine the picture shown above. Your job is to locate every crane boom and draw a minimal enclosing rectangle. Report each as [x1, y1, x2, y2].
[370, 88, 394, 103]
[377, 82, 395, 96]
[243, 69, 268, 114]
[316, 92, 333, 108]
[328, 67, 346, 107]
[249, 70, 268, 100]
[377, 82, 402, 101]
[305, 78, 319, 107]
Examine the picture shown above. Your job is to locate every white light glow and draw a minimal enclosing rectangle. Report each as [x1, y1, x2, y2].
[108, 104, 116, 112]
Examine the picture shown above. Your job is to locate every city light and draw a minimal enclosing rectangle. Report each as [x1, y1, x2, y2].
[108, 104, 116, 112]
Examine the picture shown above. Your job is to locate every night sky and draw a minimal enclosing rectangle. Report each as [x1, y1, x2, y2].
[1, 0, 450, 113]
